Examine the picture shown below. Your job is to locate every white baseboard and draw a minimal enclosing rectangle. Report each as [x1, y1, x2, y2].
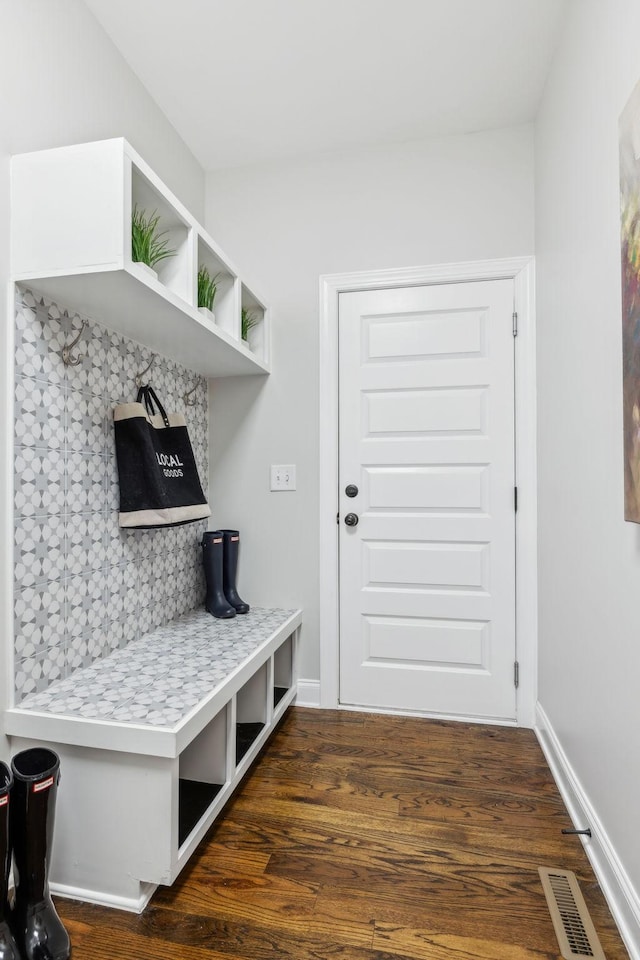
[295, 679, 320, 707]
[51, 879, 156, 914]
[535, 702, 640, 960]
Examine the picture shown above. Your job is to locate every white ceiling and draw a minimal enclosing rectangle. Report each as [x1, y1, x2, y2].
[84, 0, 566, 172]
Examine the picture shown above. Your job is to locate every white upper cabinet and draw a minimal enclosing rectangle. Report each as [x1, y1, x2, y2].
[11, 138, 270, 378]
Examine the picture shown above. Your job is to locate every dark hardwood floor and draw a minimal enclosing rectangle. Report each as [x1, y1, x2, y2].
[58, 707, 630, 959]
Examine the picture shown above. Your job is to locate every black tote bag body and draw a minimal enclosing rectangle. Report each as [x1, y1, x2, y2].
[114, 385, 210, 529]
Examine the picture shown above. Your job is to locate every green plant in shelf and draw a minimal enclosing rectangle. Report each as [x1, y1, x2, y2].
[198, 266, 220, 311]
[131, 206, 176, 269]
[241, 306, 260, 342]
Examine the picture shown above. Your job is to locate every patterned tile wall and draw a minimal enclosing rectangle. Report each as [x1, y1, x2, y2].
[13, 287, 209, 700]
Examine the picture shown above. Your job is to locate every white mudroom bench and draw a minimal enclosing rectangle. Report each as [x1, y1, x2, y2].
[4, 606, 302, 912]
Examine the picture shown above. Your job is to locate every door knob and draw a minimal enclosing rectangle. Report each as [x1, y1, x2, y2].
[345, 484, 359, 498]
[344, 512, 359, 527]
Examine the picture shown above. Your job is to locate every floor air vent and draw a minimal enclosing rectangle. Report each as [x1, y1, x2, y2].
[538, 868, 606, 960]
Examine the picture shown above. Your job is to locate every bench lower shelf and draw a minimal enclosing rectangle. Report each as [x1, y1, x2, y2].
[178, 780, 223, 847]
[274, 686, 289, 707]
[236, 721, 266, 764]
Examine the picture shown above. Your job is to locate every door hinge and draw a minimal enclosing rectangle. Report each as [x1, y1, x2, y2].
[514, 486, 518, 512]
[512, 311, 518, 336]
[514, 661, 520, 688]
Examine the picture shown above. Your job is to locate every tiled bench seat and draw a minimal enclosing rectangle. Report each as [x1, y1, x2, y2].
[5, 606, 302, 912]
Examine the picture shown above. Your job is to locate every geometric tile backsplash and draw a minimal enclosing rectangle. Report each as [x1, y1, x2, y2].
[13, 286, 209, 700]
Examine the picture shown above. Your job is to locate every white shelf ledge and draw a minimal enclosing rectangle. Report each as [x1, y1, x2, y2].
[20, 267, 270, 379]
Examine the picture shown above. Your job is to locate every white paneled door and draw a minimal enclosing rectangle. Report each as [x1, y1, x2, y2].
[338, 280, 516, 720]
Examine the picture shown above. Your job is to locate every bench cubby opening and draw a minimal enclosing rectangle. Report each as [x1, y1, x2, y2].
[235, 662, 268, 766]
[178, 703, 230, 847]
[274, 633, 293, 709]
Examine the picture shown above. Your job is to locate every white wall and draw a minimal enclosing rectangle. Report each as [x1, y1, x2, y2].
[535, 0, 640, 942]
[205, 126, 535, 681]
[0, 0, 205, 752]
[0, 0, 204, 217]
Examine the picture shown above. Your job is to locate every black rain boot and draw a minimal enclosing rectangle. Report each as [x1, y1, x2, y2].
[0, 764, 20, 960]
[202, 531, 236, 618]
[10, 749, 70, 960]
[220, 530, 250, 614]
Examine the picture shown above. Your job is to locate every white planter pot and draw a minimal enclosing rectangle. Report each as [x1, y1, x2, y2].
[131, 261, 158, 282]
[198, 307, 216, 324]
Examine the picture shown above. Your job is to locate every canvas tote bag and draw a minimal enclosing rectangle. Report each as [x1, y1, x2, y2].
[114, 385, 211, 528]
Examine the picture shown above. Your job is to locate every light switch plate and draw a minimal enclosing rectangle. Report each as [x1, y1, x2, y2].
[270, 464, 296, 491]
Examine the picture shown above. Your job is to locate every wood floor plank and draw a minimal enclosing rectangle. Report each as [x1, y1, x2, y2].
[150, 812, 373, 947]
[60, 900, 384, 960]
[60, 916, 220, 960]
[397, 780, 568, 829]
[165, 846, 271, 881]
[244, 772, 401, 819]
[265, 850, 568, 917]
[341, 754, 561, 800]
[372, 923, 559, 960]
[209, 809, 590, 884]
[56, 708, 630, 960]
[271, 734, 550, 775]
[313, 884, 558, 950]
[283, 709, 547, 765]
[154, 864, 318, 929]
[225, 792, 584, 870]
[217, 811, 587, 884]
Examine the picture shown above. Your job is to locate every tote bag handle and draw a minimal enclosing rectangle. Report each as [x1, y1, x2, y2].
[136, 385, 170, 428]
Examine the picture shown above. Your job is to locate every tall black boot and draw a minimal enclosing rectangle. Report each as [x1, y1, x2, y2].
[202, 531, 236, 618]
[220, 530, 250, 614]
[0, 764, 20, 960]
[10, 749, 70, 960]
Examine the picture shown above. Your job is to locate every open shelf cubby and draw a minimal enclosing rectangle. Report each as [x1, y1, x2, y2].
[236, 663, 268, 766]
[241, 282, 269, 365]
[197, 235, 239, 338]
[131, 166, 193, 305]
[274, 634, 293, 708]
[178, 704, 229, 848]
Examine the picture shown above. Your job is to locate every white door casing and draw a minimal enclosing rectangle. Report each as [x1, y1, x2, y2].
[319, 258, 537, 726]
[338, 280, 516, 720]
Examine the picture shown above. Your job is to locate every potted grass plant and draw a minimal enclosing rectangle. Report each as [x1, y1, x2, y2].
[241, 307, 260, 347]
[131, 206, 175, 281]
[198, 266, 220, 323]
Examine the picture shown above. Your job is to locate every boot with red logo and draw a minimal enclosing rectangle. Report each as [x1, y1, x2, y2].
[0, 764, 20, 960]
[10, 749, 70, 960]
[220, 530, 250, 614]
[202, 531, 236, 618]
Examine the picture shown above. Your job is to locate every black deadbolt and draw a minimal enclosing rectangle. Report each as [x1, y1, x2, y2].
[345, 484, 359, 498]
[344, 512, 359, 527]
